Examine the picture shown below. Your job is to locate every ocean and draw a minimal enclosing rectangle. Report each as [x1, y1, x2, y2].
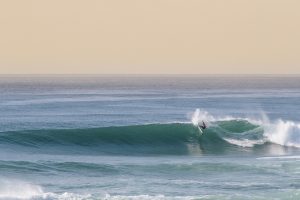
[0, 75, 300, 200]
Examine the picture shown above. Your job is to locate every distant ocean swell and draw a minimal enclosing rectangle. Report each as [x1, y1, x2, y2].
[1, 114, 299, 155]
[0, 159, 280, 176]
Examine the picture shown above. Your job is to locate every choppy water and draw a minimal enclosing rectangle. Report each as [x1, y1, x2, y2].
[0, 76, 300, 199]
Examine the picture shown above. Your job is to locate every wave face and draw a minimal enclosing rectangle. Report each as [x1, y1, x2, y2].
[1, 117, 300, 155]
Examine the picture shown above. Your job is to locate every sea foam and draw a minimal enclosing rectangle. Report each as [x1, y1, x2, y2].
[191, 108, 300, 148]
[264, 119, 300, 148]
[0, 179, 43, 199]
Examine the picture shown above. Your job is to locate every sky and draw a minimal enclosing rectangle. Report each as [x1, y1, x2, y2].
[0, 0, 299, 74]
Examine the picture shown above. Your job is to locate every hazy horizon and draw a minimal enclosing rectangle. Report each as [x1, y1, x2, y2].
[1, 0, 300, 74]
[1, 73, 300, 76]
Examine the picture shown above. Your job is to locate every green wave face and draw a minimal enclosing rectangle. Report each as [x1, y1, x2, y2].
[0, 120, 297, 156]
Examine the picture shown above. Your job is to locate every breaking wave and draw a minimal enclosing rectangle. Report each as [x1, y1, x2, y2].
[0, 179, 43, 199]
[0, 109, 299, 155]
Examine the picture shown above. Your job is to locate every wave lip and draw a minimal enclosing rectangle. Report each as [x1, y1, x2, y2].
[264, 119, 300, 148]
[191, 109, 300, 149]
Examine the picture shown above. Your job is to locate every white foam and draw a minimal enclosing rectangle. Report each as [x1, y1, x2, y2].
[189, 108, 246, 127]
[223, 138, 265, 148]
[0, 179, 43, 199]
[264, 119, 300, 148]
[41, 192, 92, 200]
[189, 108, 300, 148]
[190, 108, 216, 126]
[29, 192, 208, 200]
[103, 194, 206, 200]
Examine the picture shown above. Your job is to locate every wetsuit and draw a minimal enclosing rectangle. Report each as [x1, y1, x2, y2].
[199, 121, 206, 129]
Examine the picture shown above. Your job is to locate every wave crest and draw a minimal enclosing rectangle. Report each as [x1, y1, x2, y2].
[0, 110, 299, 155]
[264, 119, 300, 148]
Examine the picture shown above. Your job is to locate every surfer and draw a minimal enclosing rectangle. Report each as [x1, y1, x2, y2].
[198, 121, 206, 130]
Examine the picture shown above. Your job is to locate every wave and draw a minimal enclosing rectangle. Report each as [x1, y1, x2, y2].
[1, 110, 299, 155]
[0, 179, 43, 199]
[1, 178, 299, 200]
[0, 123, 204, 155]
[0, 160, 273, 176]
[0, 178, 91, 200]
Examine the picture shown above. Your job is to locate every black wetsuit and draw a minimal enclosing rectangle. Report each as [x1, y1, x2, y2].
[199, 121, 206, 129]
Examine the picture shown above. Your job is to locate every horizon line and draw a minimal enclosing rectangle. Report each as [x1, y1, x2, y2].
[0, 73, 300, 77]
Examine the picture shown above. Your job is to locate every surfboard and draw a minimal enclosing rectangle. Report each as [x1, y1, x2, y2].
[197, 126, 203, 135]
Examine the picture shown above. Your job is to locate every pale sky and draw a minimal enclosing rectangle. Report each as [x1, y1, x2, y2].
[0, 0, 299, 74]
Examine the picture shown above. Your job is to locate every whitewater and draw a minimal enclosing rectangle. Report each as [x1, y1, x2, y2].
[0, 76, 300, 200]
